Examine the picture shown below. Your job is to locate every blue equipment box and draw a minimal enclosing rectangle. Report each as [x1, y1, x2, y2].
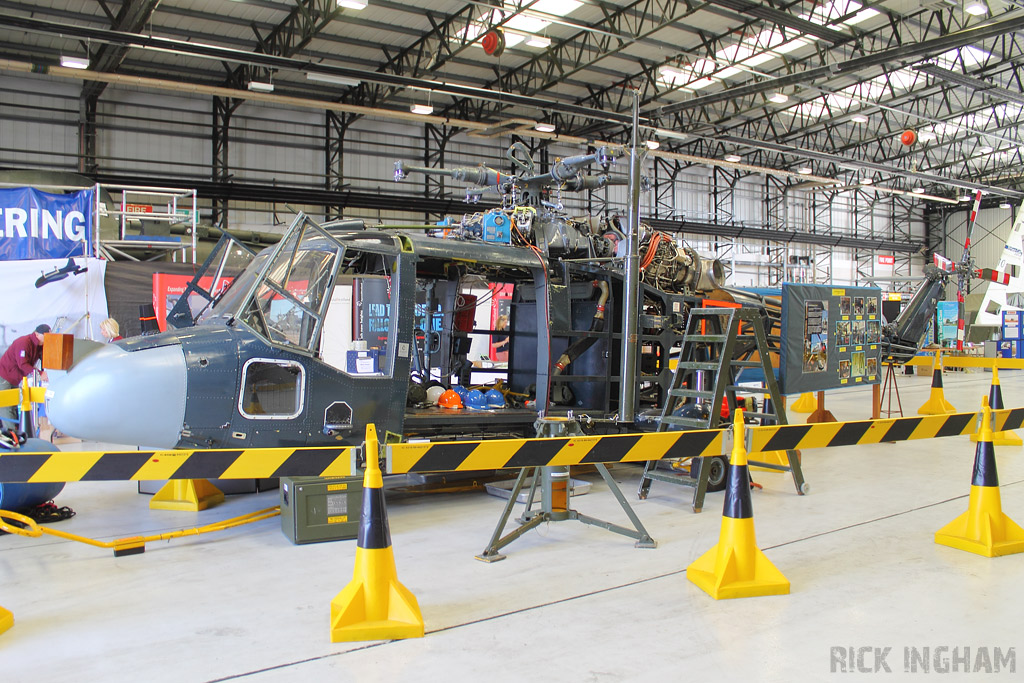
[346, 349, 383, 374]
[482, 212, 512, 243]
[999, 340, 1018, 358]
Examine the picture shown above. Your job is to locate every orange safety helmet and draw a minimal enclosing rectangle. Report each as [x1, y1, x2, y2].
[438, 389, 464, 409]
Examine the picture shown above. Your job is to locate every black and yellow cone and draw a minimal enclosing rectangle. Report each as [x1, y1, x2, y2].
[935, 398, 1024, 557]
[751, 395, 788, 473]
[970, 367, 1022, 447]
[687, 410, 790, 599]
[0, 604, 12, 635]
[149, 479, 225, 511]
[790, 392, 816, 413]
[918, 351, 955, 415]
[330, 424, 424, 642]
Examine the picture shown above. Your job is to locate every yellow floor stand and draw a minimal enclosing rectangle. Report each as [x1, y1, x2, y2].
[0, 605, 12, 635]
[790, 392, 816, 413]
[918, 352, 955, 415]
[970, 368, 1022, 447]
[330, 425, 424, 642]
[935, 400, 1024, 558]
[687, 412, 790, 600]
[149, 479, 225, 512]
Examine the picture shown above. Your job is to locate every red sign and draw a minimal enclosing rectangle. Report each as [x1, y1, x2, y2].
[877, 255, 895, 266]
[125, 203, 154, 214]
[153, 273, 234, 332]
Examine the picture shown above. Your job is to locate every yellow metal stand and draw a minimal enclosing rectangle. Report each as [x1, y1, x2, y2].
[790, 392, 816, 413]
[687, 411, 790, 600]
[970, 367, 1022, 447]
[330, 425, 424, 642]
[149, 479, 225, 511]
[0, 605, 12, 635]
[935, 399, 1024, 557]
[918, 351, 955, 415]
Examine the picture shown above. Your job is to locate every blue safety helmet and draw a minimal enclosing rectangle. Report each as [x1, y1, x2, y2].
[484, 389, 505, 408]
[464, 389, 488, 410]
[452, 385, 470, 399]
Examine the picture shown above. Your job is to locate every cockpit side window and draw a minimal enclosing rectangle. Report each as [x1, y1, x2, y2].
[238, 358, 305, 420]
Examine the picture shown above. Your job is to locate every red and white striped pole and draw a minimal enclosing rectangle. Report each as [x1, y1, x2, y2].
[956, 190, 983, 352]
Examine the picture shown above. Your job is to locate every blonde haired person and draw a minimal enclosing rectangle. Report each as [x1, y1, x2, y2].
[100, 318, 123, 342]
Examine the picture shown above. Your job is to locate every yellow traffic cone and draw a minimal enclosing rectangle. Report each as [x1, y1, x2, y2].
[790, 392, 816, 413]
[971, 367, 1022, 447]
[935, 398, 1024, 557]
[330, 424, 424, 641]
[0, 605, 12, 635]
[149, 479, 225, 511]
[918, 351, 955, 415]
[687, 411, 790, 599]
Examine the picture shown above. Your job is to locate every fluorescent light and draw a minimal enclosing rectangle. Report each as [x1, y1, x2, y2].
[247, 81, 274, 93]
[965, 1, 987, 16]
[410, 103, 434, 115]
[60, 55, 90, 70]
[306, 72, 361, 87]
[851, 114, 868, 123]
[911, 187, 925, 194]
[768, 92, 789, 104]
[534, 122, 556, 133]
[960, 195, 972, 201]
[526, 36, 551, 48]
[645, 140, 660, 150]
[653, 128, 688, 142]
[337, 0, 367, 9]
[724, 154, 741, 162]
[1000, 202, 1012, 209]
[798, 166, 813, 175]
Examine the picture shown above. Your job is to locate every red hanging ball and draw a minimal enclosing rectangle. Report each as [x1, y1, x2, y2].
[900, 130, 917, 146]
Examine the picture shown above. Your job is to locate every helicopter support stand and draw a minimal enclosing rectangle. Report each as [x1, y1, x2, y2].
[475, 418, 656, 563]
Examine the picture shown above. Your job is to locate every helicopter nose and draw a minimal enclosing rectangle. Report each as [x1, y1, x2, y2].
[46, 343, 187, 448]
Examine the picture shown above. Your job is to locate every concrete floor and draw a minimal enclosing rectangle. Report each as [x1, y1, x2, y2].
[2, 369, 1023, 682]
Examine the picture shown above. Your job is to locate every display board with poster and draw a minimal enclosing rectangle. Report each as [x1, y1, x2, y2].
[780, 283, 883, 394]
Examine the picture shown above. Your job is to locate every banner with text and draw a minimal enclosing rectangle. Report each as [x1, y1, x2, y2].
[0, 187, 94, 261]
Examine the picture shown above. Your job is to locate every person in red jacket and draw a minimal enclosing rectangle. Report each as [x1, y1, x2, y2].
[0, 324, 50, 422]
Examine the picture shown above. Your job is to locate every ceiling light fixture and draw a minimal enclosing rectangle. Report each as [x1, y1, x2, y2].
[960, 195, 972, 201]
[306, 72, 361, 87]
[768, 92, 789, 104]
[1000, 202, 1012, 209]
[851, 114, 868, 123]
[861, 177, 873, 185]
[60, 55, 90, 70]
[247, 80, 274, 93]
[337, 0, 367, 9]
[911, 187, 926, 194]
[526, 36, 551, 48]
[645, 139, 661, 150]
[798, 166, 813, 175]
[410, 103, 434, 115]
[534, 122, 556, 133]
[965, 1, 987, 16]
[724, 154, 741, 162]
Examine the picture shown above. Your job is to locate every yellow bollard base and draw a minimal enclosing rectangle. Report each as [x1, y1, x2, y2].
[330, 547, 424, 642]
[149, 479, 225, 512]
[917, 396, 956, 415]
[790, 393, 816, 413]
[750, 450, 790, 474]
[686, 517, 790, 600]
[935, 487, 1024, 557]
[970, 430, 1023, 447]
[0, 605, 13, 636]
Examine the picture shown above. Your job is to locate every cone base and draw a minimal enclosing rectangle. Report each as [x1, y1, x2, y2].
[790, 393, 816, 413]
[750, 450, 789, 473]
[970, 430, 1023, 447]
[0, 605, 12, 636]
[149, 479, 225, 512]
[686, 518, 790, 599]
[917, 396, 955, 415]
[935, 486, 1024, 558]
[330, 547, 424, 642]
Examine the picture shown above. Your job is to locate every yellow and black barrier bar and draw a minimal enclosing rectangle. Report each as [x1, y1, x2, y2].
[386, 408, 1024, 474]
[0, 446, 356, 484]
[3, 408, 1024, 483]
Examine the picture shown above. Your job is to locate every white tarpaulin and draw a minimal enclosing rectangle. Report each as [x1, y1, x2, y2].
[0, 257, 107, 355]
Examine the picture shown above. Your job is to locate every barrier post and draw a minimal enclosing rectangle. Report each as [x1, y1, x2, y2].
[970, 366, 1022, 447]
[918, 350, 955, 415]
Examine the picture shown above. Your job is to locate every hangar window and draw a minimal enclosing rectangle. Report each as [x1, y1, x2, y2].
[239, 359, 305, 419]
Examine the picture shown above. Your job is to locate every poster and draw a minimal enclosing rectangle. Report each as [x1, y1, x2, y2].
[836, 320, 851, 346]
[852, 351, 866, 377]
[936, 301, 959, 346]
[803, 300, 828, 373]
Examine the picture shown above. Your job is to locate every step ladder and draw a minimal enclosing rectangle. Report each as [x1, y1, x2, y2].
[637, 306, 807, 512]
